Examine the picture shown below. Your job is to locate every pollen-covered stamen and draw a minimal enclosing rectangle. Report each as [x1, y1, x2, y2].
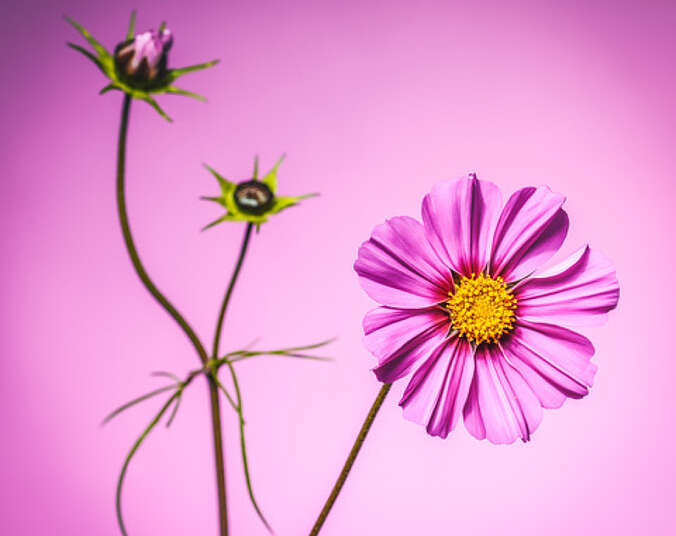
[446, 273, 517, 344]
[234, 180, 275, 215]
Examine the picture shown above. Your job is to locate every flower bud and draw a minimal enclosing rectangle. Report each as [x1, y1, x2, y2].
[114, 28, 173, 89]
[234, 180, 275, 215]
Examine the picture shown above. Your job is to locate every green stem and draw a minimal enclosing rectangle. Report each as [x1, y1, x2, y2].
[116, 94, 208, 366]
[308, 383, 392, 536]
[210, 223, 272, 529]
[115, 94, 229, 536]
[212, 223, 254, 357]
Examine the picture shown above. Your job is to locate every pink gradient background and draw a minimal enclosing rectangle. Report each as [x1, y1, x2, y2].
[2, 0, 675, 534]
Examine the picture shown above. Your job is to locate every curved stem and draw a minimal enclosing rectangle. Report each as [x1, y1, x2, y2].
[115, 94, 229, 536]
[116, 94, 208, 365]
[212, 223, 254, 357]
[308, 383, 392, 536]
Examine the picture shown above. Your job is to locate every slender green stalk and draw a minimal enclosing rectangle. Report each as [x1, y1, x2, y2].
[115, 94, 229, 536]
[210, 222, 271, 530]
[212, 223, 254, 358]
[116, 94, 208, 366]
[207, 376, 229, 535]
[308, 383, 392, 536]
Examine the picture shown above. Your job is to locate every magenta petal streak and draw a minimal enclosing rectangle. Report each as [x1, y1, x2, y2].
[422, 175, 502, 277]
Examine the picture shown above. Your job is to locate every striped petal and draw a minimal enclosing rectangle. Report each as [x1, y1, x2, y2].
[490, 186, 568, 282]
[421, 176, 502, 277]
[516, 245, 619, 327]
[355, 216, 452, 308]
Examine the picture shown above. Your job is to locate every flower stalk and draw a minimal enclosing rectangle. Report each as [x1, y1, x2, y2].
[115, 93, 230, 536]
[308, 383, 392, 536]
[210, 222, 272, 531]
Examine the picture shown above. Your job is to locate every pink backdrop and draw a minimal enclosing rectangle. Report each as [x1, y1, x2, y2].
[2, 0, 674, 534]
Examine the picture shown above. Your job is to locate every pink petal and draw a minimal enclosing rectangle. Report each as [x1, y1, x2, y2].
[421, 175, 502, 277]
[363, 307, 451, 383]
[490, 186, 568, 282]
[355, 216, 452, 308]
[400, 337, 474, 438]
[463, 345, 542, 444]
[515, 245, 619, 327]
[504, 320, 597, 404]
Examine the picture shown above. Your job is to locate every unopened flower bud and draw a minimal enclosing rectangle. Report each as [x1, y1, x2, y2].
[234, 180, 275, 215]
[115, 28, 173, 89]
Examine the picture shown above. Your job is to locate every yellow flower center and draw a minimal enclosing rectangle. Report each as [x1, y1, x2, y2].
[446, 273, 517, 344]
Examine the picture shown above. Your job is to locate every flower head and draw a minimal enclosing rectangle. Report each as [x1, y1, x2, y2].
[114, 27, 173, 89]
[201, 156, 318, 229]
[66, 11, 218, 121]
[354, 174, 619, 444]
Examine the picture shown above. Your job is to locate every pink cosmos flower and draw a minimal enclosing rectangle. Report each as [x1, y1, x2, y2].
[354, 175, 619, 444]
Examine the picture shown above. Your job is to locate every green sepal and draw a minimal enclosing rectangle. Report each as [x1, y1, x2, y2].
[125, 10, 137, 40]
[100, 83, 120, 95]
[261, 154, 285, 193]
[66, 42, 106, 74]
[67, 12, 218, 121]
[203, 164, 239, 214]
[201, 157, 319, 229]
[64, 16, 115, 77]
[166, 86, 207, 101]
[202, 213, 239, 231]
[142, 96, 173, 122]
[270, 193, 318, 215]
[167, 60, 220, 82]
[253, 156, 259, 180]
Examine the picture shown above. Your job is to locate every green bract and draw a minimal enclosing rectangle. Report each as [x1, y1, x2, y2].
[65, 11, 218, 122]
[202, 156, 318, 229]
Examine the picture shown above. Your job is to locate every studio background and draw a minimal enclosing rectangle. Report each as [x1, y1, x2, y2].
[2, 0, 674, 534]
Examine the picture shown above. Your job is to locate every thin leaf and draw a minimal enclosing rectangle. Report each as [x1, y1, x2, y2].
[165, 393, 183, 427]
[102, 385, 177, 425]
[126, 10, 137, 40]
[275, 337, 337, 353]
[210, 372, 239, 411]
[165, 85, 207, 102]
[168, 59, 220, 81]
[230, 351, 332, 363]
[66, 42, 105, 74]
[225, 362, 273, 533]
[116, 392, 179, 536]
[64, 16, 111, 62]
[150, 370, 181, 383]
[142, 96, 172, 122]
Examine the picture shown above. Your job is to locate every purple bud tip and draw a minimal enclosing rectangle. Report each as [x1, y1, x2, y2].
[115, 27, 173, 87]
